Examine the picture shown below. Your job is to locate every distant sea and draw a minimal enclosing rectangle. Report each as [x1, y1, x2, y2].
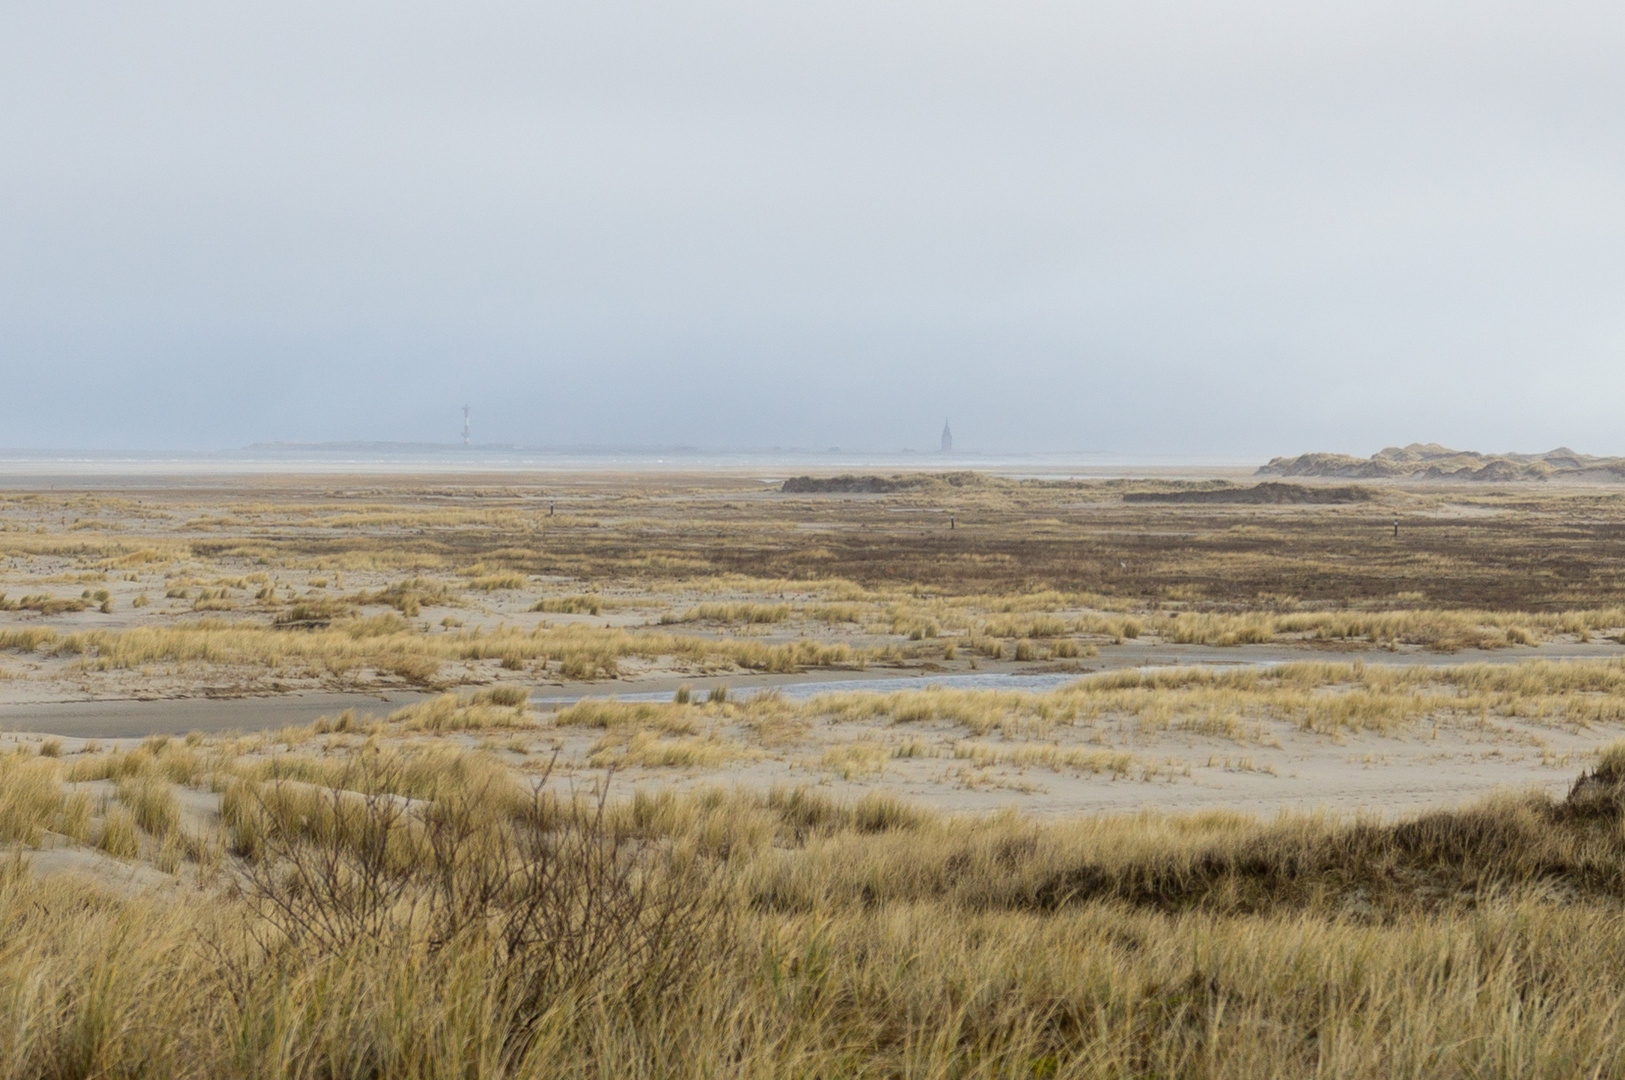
[0, 446, 1262, 482]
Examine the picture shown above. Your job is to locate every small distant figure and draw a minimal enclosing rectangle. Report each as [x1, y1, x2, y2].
[949, 513, 956, 530]
[549, 502, 555, 516]
[1393, 519, 1399, 539]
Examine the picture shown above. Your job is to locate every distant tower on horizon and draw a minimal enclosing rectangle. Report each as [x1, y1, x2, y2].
[940, 421, 953, 453]
[462, 405, 471, 447]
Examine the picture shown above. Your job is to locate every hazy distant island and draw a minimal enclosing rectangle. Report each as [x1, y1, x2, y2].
[245, 440, 703, 455]
[1259, 443, 1625, 482]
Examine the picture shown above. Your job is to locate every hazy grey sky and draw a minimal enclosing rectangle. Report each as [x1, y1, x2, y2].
[3, 0, 1623, 455]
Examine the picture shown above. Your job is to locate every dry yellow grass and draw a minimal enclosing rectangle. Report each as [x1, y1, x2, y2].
[951, 739, 1144, 777]
[817, 740, 891, 778]
[390, 687, 536, 731]
[589, 730, 759, 768]
[115, 773, 180, 838]
[0, 753, 83, 844]
[95, 804, 140, 857]
[5, 741, 1625, 1077]
[8, 619, 867, 685]
[662, 601, 792, 625]
[552, 698, 701, 734]
[798, 659, 1625, 740]
[467, 572, 527, 591]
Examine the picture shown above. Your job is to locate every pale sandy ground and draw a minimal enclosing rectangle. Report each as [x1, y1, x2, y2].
[12, 779, 222, 894]
[3, 573, 1622, 819]
[12, 672, 1608, 894]
[532, 697, 1604, 822]
[14, 713, 1591, 870]
[21, 708, 1592, 827]
[4, 645, 1619, 824]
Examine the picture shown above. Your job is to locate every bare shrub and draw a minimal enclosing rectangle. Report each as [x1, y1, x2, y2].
[231, 764, 423, 951]
[231, 755, 734, 1062]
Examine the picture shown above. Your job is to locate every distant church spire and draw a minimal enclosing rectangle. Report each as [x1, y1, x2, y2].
[940, 421, 953, 453]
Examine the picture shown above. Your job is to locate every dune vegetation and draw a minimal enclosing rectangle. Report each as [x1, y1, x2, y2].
[8, 472, 1625, 1075]
[5, 727, 1625, 1077]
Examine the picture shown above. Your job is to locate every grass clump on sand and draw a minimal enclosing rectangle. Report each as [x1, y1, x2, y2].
[530, 593, 606, 615]
[553, 698, 701, 734]
[0, 752, 88, 844]
[817, 741, 891, 778]
[349, 576, 458, 616]
[588, 730, 759, 768]
[951, 739, 1143, 777]
[115, 774, 180, 839]
[389, 687, 536, 732]
[467, 572, 527, 591]
[96, 805, 141, 858]
[661, 602, 791, 625]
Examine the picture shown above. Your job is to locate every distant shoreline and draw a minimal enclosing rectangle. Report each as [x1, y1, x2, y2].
[0, 449, 1265, 481]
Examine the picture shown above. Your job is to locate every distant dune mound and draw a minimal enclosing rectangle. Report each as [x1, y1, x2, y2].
[781, 473, 986, 493]
[1258, 444, 1625, 482]
[1124, 482, 1374, 505]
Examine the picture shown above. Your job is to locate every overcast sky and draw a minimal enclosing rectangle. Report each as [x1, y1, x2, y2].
[2, 1, 1623, 456]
